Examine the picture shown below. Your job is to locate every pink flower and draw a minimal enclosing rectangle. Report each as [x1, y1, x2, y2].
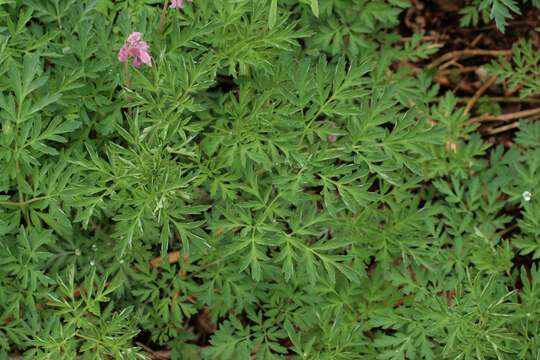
[170, 0, 192, 8]
[118, 32, 152, 68]
[328, 122, 337, 143]
[126, 32, 142, 42]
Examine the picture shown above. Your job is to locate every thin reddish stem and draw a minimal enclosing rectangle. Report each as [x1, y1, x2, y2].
[125, 60, 132, 116]
[158, 0, 169, 34]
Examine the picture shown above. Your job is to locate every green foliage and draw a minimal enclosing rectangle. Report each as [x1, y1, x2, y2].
[458, 0, 539, 32]
[26, 267, 144, 359]
[0, 0, 539, 359]
[485, 39, 540, 98]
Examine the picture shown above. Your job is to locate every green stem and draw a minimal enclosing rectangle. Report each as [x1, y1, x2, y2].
[0, 193, 65, 208]
[297, 94, 335, 148]
[14, 159, 29, 224]
[146, 84, 193, 146]
[125, 59, 132, 116]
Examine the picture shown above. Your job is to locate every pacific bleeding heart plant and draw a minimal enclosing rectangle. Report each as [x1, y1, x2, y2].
[118, 32, 152, 109]
[171, 0, 193, 9]
[118, 32, 152, 69]
[0, 0, 539, 359]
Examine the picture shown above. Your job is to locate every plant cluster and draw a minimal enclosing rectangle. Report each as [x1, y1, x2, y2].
[0, 0, 538, 359]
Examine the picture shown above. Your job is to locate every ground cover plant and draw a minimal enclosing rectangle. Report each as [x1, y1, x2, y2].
[0, 0, 539, 359]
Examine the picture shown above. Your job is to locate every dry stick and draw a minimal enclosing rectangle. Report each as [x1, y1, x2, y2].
[399, 34, 450, 42]
[470, 33, 484, 48]
[464, 75, 498, 115]
[496, 223, 520, 237]
[487, 121, 521, 135]
[451, 96, 540, 104]
[73, 283, 109, 298]
[136, 342, 171, 360]
[427, 49, 512, 69]
[505, 82, 524, 97]
[437, 66, 478, 76]
[158, 0, 169, 34]
[467, 107, 540, 124]
[151, 250, 181, 267]
[439, 59, 459, 71]
[434, 77, 471, 92]
[452, 78, 475, 94]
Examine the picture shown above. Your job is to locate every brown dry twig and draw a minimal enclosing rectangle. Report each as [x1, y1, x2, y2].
[399, 34, 450, 42]
[486, 121, 521, 135]
[505, 82, 524, 97]
[496, 223, 520, 237]
[432, 74, 476, 93]
[464, 75, 498, 115]
[136, 342, 171, 360]
[470, 33, 484, 48]
[439, 59, 460, 71]
[73, 283, 109, 298]
[450, 96, 540, 104]
[427, 49, 512, 69]
[452, 78, 476, 94]
[437, 66, 478, 76]
[467, 107, 540, 124]
[150, 250, 181, 268]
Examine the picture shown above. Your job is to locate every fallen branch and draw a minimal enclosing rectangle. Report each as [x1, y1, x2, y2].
[150, 250, 181, 267]
[136, 342, 171, 360]
[449, 96, 540, 104]
[470, 33, 484, 48]
[496, 223, 520, 237]
[432, 74, 476, 93]
[437, 66, 478, 76]
[399, 34, 450, 42]
[464, 75, 498, 115]
[467, 107, 540, 124]
[427, 49, 512, 69]
[486, 121, 521, 135]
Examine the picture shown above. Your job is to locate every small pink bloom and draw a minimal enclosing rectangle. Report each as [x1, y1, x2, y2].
[118, 32, 152, 68]
[170, 0, 193, 8]
[327, 121, 337, 143]
[126, 32, 142, 43]
[118, 47, 128, 62]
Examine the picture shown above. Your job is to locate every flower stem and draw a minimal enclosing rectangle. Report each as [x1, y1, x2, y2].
[158, 0, 169, 34]
[125, 60, 132, 116]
